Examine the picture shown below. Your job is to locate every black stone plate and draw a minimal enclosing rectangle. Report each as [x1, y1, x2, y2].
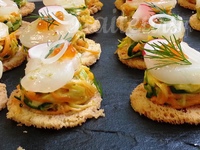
[1, 1, 200, 150]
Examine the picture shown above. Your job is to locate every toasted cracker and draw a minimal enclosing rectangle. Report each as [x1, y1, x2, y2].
[0, 83, 8, 111]
[81, 38, 101, 66]
[82, 20, 101, 34]
[114, 0, 125, 10]
[178, 0, 196, 10]
[86, 0, 103, 14]
[116, 16, 128, 32]
[7, 90, 104, 129]
[19, 2, 35, 17]
[116, 46, 146, 70]
[130, 83, 200, 125]
[189, 13, 200, 31]
[3, 47, 27, 72]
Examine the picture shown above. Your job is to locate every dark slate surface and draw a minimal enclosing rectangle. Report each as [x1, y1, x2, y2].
[1, 1, 200, 150]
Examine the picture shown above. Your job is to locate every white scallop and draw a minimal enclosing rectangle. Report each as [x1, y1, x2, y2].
[19, 6, 80, 48]
[0, 0, 19, 16]
[148, 14, 185, 41]
[0, 22, 9, 38]
[126, 14, 185, 41]
[125, 0, 177, 9]
[144, 39, 200, 84]
[21, 41, 81, 93]
[43, 0, 85, 9]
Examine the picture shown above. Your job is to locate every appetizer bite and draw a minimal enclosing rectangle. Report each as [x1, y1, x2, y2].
[189, 0, 200, 31]
[178, 0, 196, 10]
[7, 39, 105, 129]
[116, 0, 177, 32]
[0, 61, 8, 111]
[130, 36, 200, 124]
[0, 22, 26, 71]
[13, 0, 35, 16]
[115, 4, 185, 69]
[19, 6, 101, 66]
[43, 0, 101, 34]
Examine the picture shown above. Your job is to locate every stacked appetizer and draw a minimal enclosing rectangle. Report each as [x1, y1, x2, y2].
[7, 39, 104, 129]
[115, 0, 177, 32]
[19, 6, 101, 66]
[43, 0, 102, 34]
[189, 0, 200, 31]
[130, 36, 200, 124]
[5, 1, 104, 129]
[115, 3, 185, 69]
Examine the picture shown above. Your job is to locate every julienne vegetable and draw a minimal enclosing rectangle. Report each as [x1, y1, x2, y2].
[0, 0, 22, 33]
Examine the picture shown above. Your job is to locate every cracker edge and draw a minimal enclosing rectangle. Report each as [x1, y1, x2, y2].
[178, 0, 196, 10]
[189, 14, 200, 31]
[7, 90, 105, 129]
[130, 83, 200, 125]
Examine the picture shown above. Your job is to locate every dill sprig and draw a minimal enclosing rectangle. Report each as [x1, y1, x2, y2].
[45, 33, 71, 58]
[144, 35, 192, 69]
[146, 2, 180, 21]
[27, 8, 59, 30]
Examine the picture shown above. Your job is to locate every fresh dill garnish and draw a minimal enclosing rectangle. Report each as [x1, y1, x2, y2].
[44, 33, 71, 58]
[144, 35, 192, 69]
[26, 8, 59, 30]
[146, 2, 180, 21]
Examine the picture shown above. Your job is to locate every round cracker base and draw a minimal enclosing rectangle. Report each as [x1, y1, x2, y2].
[81, 38, 101, 66]
[7, 90, 105, 129]
[114, 0, 125, 10]
[3, 47, 27, 72]
[116, 47, 146, 70]
[82, 20, 101, 34]
[189, 14, 200, 31]
[178, 0, 196, 10]
[87, 0, 103, 14]
[19, 2, 35, 17]
[0, 83, 8, 111]
[116, 16, 128, 32]
[130, 83, 200, 125]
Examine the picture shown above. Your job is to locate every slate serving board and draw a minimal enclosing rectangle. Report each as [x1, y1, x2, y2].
[1, 1, 200, 150]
